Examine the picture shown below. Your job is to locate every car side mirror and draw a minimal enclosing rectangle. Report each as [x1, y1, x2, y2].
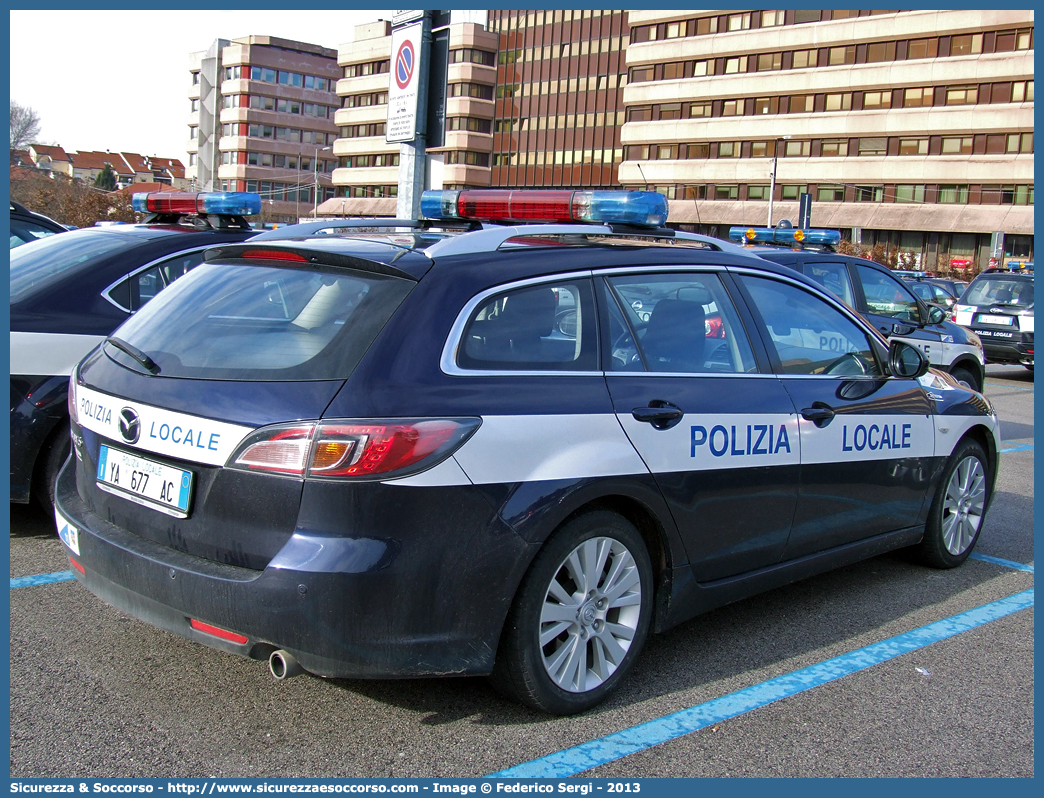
[889, 340, 930, 379]
[926, 305, 947, 325]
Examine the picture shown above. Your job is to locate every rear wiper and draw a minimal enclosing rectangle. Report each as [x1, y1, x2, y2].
[106, 337, 160, 374]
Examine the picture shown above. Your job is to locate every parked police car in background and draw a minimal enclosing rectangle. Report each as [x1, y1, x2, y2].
[55, 190, 999, 714]
[953, 267, 1034, 371]
[10, 200, 68, 248]
[10, 192, 260, 508]
[735, 226, 986, 393]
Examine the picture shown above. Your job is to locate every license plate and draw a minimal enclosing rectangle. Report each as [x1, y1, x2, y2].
[97, 445, 193, 517]
[979, 314, 1014, 325]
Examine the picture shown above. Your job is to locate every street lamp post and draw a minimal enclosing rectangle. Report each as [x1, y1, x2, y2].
[766, 135, 790, 227]
[314, 145, 332, 218]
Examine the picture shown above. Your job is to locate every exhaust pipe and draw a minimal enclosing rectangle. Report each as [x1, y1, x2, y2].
[268, 649, 304, 680]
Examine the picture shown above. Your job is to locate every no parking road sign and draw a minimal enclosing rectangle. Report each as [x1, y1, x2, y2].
[387, 23, 422, 142]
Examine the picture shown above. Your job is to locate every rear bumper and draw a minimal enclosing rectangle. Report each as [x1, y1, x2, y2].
[975, 334, 1033, 365]
[55, 459, 531, 679]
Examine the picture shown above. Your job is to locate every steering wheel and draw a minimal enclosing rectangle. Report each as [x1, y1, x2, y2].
[823, 352, 868, 376]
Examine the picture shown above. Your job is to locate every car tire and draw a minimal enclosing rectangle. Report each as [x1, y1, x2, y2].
[33, 419, 71, 512]
[490, 510, 654, 715]
[949, 366, 981, 393]
[912, 439, 990, 569]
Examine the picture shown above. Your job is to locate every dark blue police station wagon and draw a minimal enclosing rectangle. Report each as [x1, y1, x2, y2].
[55, 190, 1000, 714]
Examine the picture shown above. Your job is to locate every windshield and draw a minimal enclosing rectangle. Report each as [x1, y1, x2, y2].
[963, 276, 1034, 309]
[107, 260, 414, 381]
[9, 229, 137, 303]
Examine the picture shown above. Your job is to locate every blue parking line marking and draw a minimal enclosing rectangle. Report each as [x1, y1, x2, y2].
[969, 552, 1034, 573]
[491, 589, 1034, 779]
[985, 381, 1034, 392]
[999, 442, 1034, 453]
[10, 571, 76, 589]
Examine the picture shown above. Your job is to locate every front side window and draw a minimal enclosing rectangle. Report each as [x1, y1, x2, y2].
[740, 276, 882, 377]
[458, 280, 597, 371]
[604, 273, 757, 374]
[855, 265, 921, 322]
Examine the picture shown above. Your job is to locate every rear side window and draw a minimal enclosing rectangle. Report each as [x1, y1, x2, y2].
[800, 261, 856, 307]
[108, 261, 413, 381]
[9, 230, 134, 302]
[855, 264, 920, 322]
[458, 279, 597, 371]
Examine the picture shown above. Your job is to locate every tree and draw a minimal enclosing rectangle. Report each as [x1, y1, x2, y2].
[10, 101, 41, 151]
[94, 163, 117, 191]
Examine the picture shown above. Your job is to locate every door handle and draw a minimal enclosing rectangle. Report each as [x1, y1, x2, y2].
[631, 401, 684, 430]
[801, 402, 836, 428]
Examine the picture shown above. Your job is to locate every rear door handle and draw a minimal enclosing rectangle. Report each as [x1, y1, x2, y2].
[801, 402, 836, 428]
[631, 401, 684, 430]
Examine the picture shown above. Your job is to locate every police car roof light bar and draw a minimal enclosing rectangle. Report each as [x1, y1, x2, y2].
[131, 192, 263, 217]
[421, 189, 670, 228]
[728, 225, 841, 247]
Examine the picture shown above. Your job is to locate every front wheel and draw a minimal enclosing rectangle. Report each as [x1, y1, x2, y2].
[491, 511, 654, 715]
[913, 439, 990, 568]
[949, 366, 981, 393]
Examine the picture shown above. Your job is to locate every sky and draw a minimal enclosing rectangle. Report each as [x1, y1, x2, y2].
[9, 9, 392, 162]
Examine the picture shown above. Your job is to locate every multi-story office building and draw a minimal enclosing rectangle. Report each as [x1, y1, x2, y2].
[187, 36, 341, 221]
[487, 9, 630, 190]
[327, 18, 498, 217]
[621, 9, 1034, 268]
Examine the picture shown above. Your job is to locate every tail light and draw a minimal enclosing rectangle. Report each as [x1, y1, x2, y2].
[229, 418, 480, 480]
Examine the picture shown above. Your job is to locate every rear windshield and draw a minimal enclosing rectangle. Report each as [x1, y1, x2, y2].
[962, 276, 1034, 308]
[9, 229, 137, 303]
[106, 260, 413, 381]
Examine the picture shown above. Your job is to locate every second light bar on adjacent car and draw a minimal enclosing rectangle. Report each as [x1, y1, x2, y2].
[131, 192, 262, 216]
[420, 189, 670, 228]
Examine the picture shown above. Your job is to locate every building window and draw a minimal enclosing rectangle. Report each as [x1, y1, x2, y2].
[906, 38, 939, 59]
[1000, 185, 1033, 205]
[863, 91, 891, 109]
[899, 137, 928, 155]
[941, 136, 974, 155]
[937, 185, 969, 204]
[781, 184, 808, 200]
[817, 185, 845, 201]
[757, 52, 782, 71]
[945, 86, 978, 105]
[717, 142, 739, 158]
[794, 10, 821, 23]
[685, 185, 708, 200]
[789, 95, 813, 113]
[450, 48, 495, 66]
[903, 87, 933, 107]
[747, 185, 771, 200]
[692, 59, 715, 77]
[657, 145, 678, 159]
[824, 93, 852, 111]
[724, 56, 748, 74]
[714, 184, 739, 200]
[858, 137, 888, 156]
[854, 186, 884, 202]
[191, 99, 198, 112]
[721, 100, 743, 116]
[1011, 81, 1034, 102]
[761, 10, 785, 27]
[627, 106, 652, 122]
[792, 49, 818, 69]
[191, 71, 200, 85]
[189, 126, 197, 140]
[726, 13, 750, 31]
[689, 102, 712, 118]
[866, 41, 896, 62]
[446, 117, 492, 134]
[448, 83, 494, 101]
[785, 140, 811, 157]
[753, 97, 777, 115]
[950, 34, 983, 56]
[894, 185, 925, 203]
[629, 66, 655, 83]
[821, 140, 849, 157]
[827, 46, 856, 66]
[686, 143, 710, 159]
[750, 141, 771, 158]
[695, 16, 718, 35]
[994, 28, 1034, 52]
[659, 103, 681, 120]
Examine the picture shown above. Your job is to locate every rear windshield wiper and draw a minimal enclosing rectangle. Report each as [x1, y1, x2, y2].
[106, 337, 160, 374]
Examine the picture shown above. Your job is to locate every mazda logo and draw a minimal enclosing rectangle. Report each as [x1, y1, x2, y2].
[119, 408, 140, 444]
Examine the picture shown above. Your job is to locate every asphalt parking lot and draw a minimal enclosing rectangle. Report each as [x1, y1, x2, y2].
[9, 365, 1033, 779]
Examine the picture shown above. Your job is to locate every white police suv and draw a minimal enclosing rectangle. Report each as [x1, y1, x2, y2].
[55, 190, 999, 714]
[10, 192, 260, 508]
[952, 268, 1034, 371]
[737, 226, 986, 392]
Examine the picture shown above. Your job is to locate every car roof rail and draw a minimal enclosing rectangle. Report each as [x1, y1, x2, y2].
[249, 218, 479, 241]
[423, 224, 751, 259]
